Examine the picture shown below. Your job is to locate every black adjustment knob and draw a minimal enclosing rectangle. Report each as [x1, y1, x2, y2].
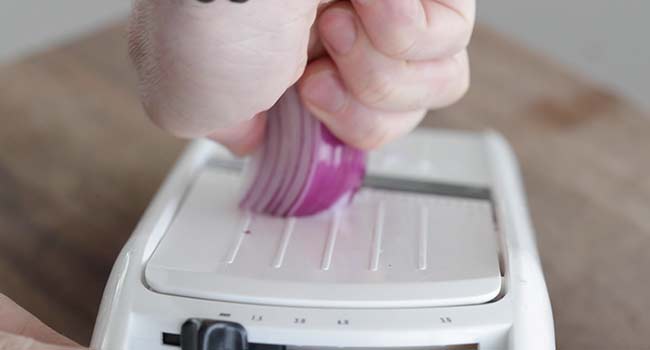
[181, 319, 248, 350]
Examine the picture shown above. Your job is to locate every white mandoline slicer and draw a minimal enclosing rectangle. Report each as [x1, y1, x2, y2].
[91, 129, 555, 350]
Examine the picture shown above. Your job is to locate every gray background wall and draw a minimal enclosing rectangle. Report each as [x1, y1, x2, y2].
[1, 1, 647, 109]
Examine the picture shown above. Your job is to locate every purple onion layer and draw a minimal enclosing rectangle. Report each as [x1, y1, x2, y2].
[239, 86, 366, 217]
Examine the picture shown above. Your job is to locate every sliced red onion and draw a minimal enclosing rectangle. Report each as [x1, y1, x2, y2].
[240, 86, 366, 217]
[263, 90, 303, 213]
[272, 97, 317, 216]
[249, 105, 286, 213]
[239, 109, 278, 210]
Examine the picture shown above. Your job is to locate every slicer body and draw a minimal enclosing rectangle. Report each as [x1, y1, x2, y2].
[91, 129, 555, 350]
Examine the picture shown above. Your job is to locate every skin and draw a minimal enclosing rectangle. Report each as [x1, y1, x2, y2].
[0, 294, 83, 349]
[128, 0, 475, 154]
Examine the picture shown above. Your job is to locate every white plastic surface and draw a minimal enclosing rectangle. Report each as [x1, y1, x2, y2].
[145, 169, 502, 308]
[368, 131, 491, 187]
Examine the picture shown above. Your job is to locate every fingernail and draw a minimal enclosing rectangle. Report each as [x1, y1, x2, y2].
[302, 72, 347, 113]
[320, 9, 357, 56]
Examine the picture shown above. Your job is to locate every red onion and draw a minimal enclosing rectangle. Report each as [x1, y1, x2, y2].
[240, 86, 366, 217]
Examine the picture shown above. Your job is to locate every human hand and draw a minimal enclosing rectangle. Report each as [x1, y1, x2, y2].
[128, 0, 474, 154]
[0, 294, 83, 349]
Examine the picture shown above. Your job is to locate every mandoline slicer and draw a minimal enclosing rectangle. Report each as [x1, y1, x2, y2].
[91, 129, 555, 350]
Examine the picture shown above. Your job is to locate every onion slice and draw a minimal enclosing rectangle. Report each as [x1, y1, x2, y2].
[239, 86, 366, 217]
[239, 108, 280, 211]
[249, 104, 286, 213]
[264, 88, 303, 213]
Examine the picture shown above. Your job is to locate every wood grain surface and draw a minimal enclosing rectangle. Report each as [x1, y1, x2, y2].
[0, 23, 649, 349]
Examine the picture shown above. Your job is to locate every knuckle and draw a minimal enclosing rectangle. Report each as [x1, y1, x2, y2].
[443, 78, 469, 107]
[349, 121, 393, 151]
[454, 23, 474, 53]
[427, 16, 473, 57]
[379, 34, 420, 59]
[456, 69, 471, 100]
[450, 58, 471, 101]
[357, 71, 397, 107]
[434, 58, 470, 108]
[362, 131, 392, 150]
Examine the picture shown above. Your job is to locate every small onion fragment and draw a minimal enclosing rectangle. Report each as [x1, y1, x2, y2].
[239, 86, 366, 217]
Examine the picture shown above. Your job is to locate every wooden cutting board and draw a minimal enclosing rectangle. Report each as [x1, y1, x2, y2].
[0, 23, 648, 349]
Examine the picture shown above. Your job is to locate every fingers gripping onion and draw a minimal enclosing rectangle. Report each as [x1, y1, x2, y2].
[240, 86, 367, 217]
